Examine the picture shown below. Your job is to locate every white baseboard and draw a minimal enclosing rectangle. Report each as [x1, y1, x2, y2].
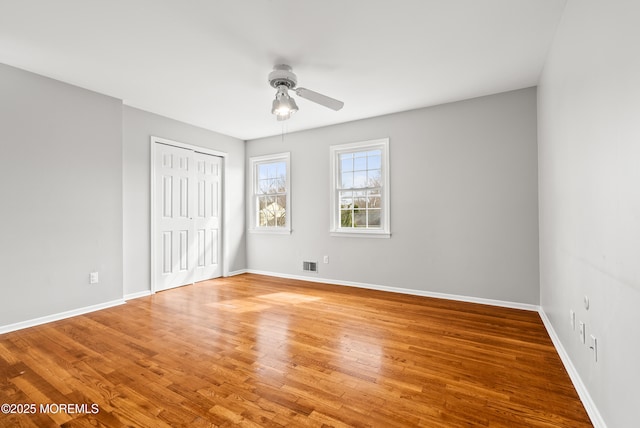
[245, 269, 539, 312]
[0, 299, 126, 335]
[226, 269, 248, 277]
[538, 310, 606, 428]
[125, 271, 247, 299]
[124, 290, 152, 301]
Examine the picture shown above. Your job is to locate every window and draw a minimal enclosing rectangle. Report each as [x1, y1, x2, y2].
[250, 153, 291, 233]
[330, 139, 390, 237]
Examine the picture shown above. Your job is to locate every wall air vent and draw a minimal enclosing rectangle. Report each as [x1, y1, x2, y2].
[302, 261, 318, 273]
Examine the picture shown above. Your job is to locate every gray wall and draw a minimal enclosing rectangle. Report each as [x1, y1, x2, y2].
[538, 0, 640, 426]
[247, 88, 539, 304]
[0, 63, 123, 326]
[122, 106, 246, 296]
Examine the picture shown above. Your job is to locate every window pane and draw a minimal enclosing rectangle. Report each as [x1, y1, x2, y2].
[267, 163, 277, 179]
[368, 153, 381, 169]
[340, 172, 353, 189]
[340, 209, 353, 227]
[340, 190, 353, 216]
[258, 195, 272, 210]
[258, 196, 274, 227]
[368, 169, 382, 186]
[340, 198, 353, 209]
[268, 197, 277, 227]
[353, 191, 366, 209]
[353, 171, 367, 188]
[341, 155, 353, 173]
[354, 211, 367, 227]
[354, 155, 367, 171]
[257, 178, 269, 194]
[258, 164, 269, 180]
[276, 195, 286, 226]
[368, 209, 381, 227]
[368, 195, 381, 208]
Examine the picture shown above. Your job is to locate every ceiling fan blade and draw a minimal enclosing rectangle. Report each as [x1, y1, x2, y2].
[295, 87, 344, 111]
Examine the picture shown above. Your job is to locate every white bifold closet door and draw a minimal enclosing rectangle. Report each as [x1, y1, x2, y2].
[154, 143, 222, 292]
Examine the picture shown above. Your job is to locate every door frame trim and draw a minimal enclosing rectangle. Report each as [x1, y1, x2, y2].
[150, 136, 228, 293]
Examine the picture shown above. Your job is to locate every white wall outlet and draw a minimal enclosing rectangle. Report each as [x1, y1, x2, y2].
[323, 255, 329, 264]
[583, 295, 590, 310]
[589, 335, 598, 362]
[89, 272, 99, 284]
[578, 321, 585, 344]
[569, 309, 575, 330]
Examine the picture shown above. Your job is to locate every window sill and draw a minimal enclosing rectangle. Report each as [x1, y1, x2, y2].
[249, 228, 292, 235]
[330, 230, 391, 239]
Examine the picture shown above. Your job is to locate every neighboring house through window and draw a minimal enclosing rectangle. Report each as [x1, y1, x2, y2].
[250, 152, 291, 233]
[330, 138, 390, 237]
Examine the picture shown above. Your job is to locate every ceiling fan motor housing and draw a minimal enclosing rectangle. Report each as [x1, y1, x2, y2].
[268, 64, 297, 89]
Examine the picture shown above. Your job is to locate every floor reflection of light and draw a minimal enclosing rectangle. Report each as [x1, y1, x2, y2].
[253, 310, 291, 382]
[207, 298, 271, 313]
[252, 293, 323, 382]
[256, 292, 322, 305]
[208, 292, 390, 392]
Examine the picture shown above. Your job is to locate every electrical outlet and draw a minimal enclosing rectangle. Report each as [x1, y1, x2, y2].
[589, 335, 598, 362]
[578, 321, 585, 344]
[323, 255, 329, 264]
[569, 309, 575, 330]
[89, 272, 99, 284]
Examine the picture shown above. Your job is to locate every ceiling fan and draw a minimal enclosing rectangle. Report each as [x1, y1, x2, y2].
[268, 64, 344, 121]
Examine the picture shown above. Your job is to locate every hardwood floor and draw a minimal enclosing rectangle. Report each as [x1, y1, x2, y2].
[0, 274, 592, 427]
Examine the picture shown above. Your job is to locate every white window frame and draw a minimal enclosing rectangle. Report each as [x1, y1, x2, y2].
[330, 138, 390, 238]
[249, 152, 291, 234]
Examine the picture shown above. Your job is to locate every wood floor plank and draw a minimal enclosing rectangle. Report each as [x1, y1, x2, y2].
[0, 274, 592, 427]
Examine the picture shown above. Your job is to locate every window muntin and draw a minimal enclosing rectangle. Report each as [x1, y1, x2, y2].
[330, 139, 390, 237]
[250, 153, 290, 233]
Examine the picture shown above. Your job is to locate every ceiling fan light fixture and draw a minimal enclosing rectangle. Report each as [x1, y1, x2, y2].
[267, 64, 343, 121]
[271, 85, 298, 120]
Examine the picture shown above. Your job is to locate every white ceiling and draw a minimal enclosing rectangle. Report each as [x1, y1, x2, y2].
[0, 0, 566, 140]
